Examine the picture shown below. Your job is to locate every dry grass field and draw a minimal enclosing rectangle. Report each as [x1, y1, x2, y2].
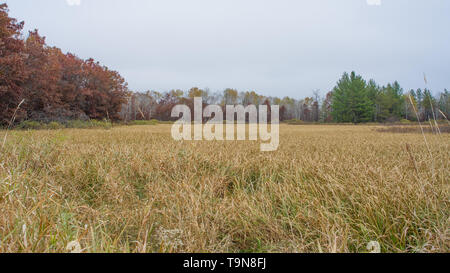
[0, 124, 448, 253]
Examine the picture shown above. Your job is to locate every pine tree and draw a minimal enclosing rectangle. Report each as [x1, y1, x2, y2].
[331, 72, 373, 123]
[366, 79, 380, 122]
[438, 89, 449, 119]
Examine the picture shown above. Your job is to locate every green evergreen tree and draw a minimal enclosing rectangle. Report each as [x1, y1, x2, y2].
[438, 89, 449, 119]
[380, 81, 404, 121]
[366, 79, 380, 122]
[331, 72, 373, 123]
[422, 89, 436, 120]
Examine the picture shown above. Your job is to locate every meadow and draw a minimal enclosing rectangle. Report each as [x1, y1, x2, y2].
[0, 124, 448, 253]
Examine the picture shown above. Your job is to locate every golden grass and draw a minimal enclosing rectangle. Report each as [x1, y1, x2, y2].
[0, 125, 448, 253]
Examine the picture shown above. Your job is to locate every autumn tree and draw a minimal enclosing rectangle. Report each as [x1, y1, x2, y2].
[188, 87, 209, 100]
[320, 92, 333, 122]
[56, 51, 86, 118]
[0, 4, 26, 124]
[22, 30, 63, 121]
[223, 88, 238, 105]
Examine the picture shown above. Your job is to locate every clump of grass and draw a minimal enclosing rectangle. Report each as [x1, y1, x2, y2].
[376, 125, 450, 134]
[12, 119, 164, 131]
[65, 120, 112, 130]
[284, 119, 305, 125]
[400, 119, 412, 124]
[15, 120, 113, 130]
[0, 124, 448, 253]
[128, 119, 159, 126]
[16, 120, 44, 130]
[2, 99, 25, 149]
[47, 121, 65, 130]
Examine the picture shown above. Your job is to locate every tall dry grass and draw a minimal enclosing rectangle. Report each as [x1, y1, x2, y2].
[0, 125, 448, 253]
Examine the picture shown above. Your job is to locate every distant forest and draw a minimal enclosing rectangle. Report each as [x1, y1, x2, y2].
[1, 4, 449, 126]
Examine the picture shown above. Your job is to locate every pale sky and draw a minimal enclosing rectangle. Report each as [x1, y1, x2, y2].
[7, 0, 450, 98]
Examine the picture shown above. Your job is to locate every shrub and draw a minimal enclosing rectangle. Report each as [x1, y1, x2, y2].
[47, 121, 65, 130]
[65, 120, 91, 129]
[400, 119, 412, 124]
[65, 120, 112, 130]
[157, 120, 174, 124]
[89, 120, 113, 130]
[129, 120, 159, 126]
[15, 120, 114, 130]
[16, 120, 43, 130]
[284, 119, 304, 125]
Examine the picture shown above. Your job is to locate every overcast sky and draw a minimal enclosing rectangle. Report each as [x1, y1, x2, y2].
[7, 0, 450, 98]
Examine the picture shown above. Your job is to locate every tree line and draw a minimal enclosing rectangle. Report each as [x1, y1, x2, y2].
[330, 72, 449, 123]
[121, 76, 449, 124]
[0, 4, 128, 125]
[1, 4, 448, 126]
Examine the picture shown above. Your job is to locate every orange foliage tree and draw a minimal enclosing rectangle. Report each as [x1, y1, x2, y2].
[0, 4, 26, 124]
[0, 4, 128, 125]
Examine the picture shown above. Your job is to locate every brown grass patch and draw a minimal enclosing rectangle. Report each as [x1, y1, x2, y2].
[376, 125, 450, 134]
[0, 125, 448, 253]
